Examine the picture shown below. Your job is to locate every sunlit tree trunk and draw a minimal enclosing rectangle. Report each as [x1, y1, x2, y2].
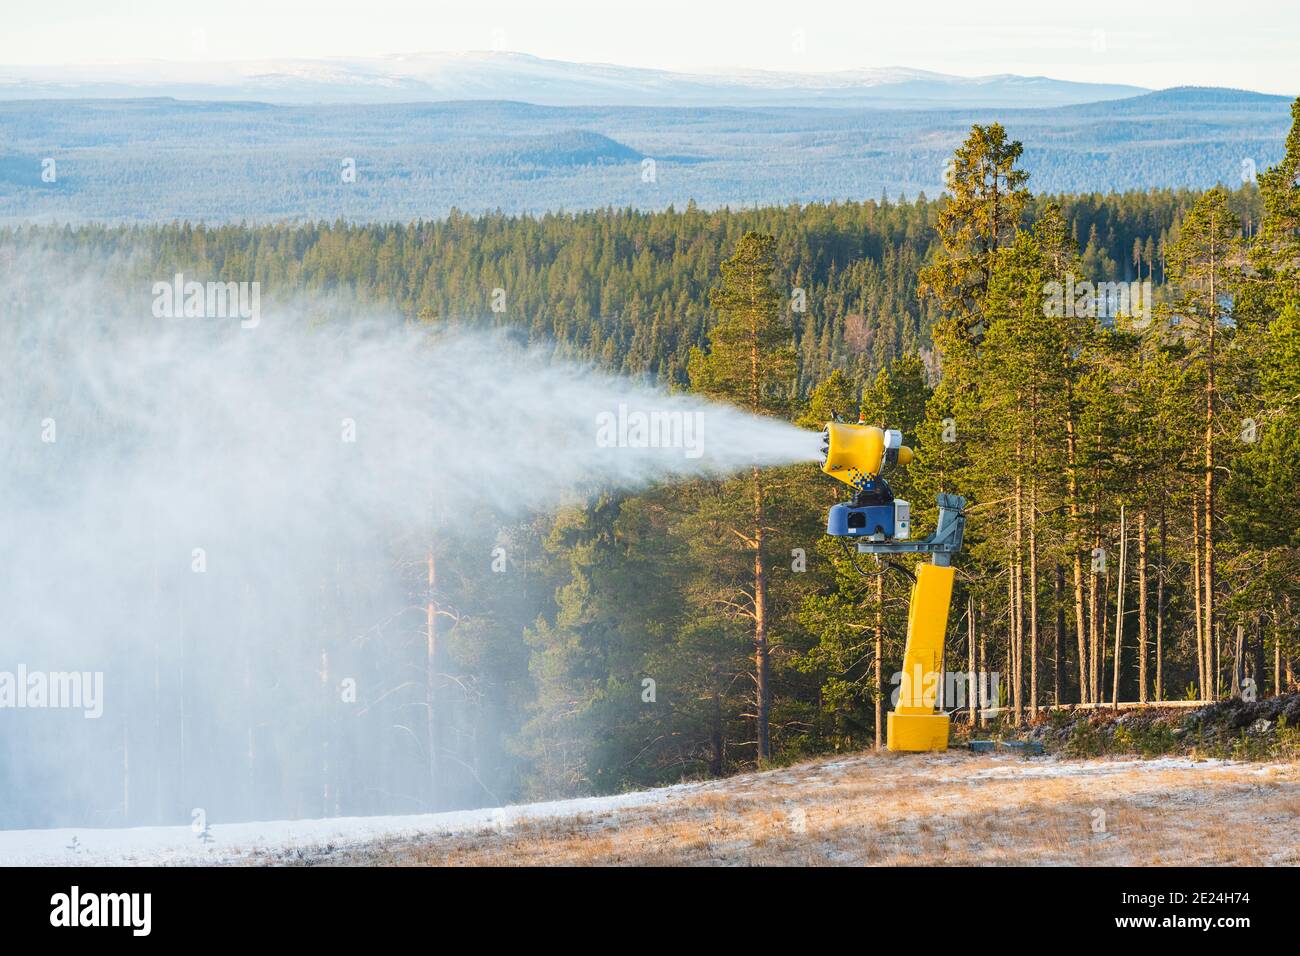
[1053, 563, 1064, 705]
[753, 466, 770, 762]
[1192, 505, 1206, 698]
[1028, 480, 1040, 719]
[968, 593, 978, 726]
[1065, 393, 1089, 704]
[874, 573, 884, 750]
[1111, 506, 1126, 708]
[1156, 507, 1166, 701]
[1137, 512, 1148, 703]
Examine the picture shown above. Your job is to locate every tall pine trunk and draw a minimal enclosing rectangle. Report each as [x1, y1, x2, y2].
[1232, 624, 1245, 699]
[1053, 563, 1064, 705]
[979, 604, 988, 724]
[1013, 475, 1024, 724]
[1028, 481, 1040, 718]
[1137, 513, 1148, 703]
[1192, 505, 1206, 698]
[1065, 391, 1089, 703]
[1111, 506, 1126, 708]
[1156, 507, 1166, 701]
[1089, 537, 1100, 703]
[1007, 551, 1018, 721]
[874, 573, 884, 749]
[1276, 630, 1284, 697]
[1202, 254, 1218, 706]
[968, 593, 978, 726]
[752, 466, 770, 762]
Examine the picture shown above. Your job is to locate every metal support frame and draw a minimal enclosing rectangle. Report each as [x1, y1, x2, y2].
[852, 493, 968, 751]
[854, 492, 967, 564]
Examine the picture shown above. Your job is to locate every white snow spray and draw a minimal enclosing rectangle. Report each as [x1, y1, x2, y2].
[0, 249, 821, 829]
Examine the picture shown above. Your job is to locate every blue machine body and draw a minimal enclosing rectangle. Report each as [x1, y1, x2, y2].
[827, 501, 896, 539]
[827, 472, 898, 539]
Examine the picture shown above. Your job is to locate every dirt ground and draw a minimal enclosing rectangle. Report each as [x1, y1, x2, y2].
[298, 750, 1300, 866]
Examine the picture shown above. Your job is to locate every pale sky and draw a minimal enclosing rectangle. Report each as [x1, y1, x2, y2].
[3, 0, 1296, 94]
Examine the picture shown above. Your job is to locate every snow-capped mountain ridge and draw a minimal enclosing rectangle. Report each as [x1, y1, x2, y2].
[0, 51, 1149, 107]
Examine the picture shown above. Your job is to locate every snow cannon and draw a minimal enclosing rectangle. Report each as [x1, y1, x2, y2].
[820, 420, 968, 753]
[820, 421, 913, 541]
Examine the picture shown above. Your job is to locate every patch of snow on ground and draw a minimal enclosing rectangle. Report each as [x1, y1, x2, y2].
[0, 779, 712, 867]
[951, 756, 1241, 781]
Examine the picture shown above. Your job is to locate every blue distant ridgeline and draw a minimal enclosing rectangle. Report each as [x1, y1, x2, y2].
[0, 88, 1289, 223]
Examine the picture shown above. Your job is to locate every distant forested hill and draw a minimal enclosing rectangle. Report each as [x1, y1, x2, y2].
[2, 185, 1259, 393]
[0, 88, 1287, 223]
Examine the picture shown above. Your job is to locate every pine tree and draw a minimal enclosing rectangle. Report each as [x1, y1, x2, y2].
[1167, 188, 1244, 699]
[1249, 98, 1300, 311]
[688, 232, 796, 762]
[920, 123, 1032, 338]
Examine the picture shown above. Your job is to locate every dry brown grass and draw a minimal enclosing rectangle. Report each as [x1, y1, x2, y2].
[308, 752, 1300, 867]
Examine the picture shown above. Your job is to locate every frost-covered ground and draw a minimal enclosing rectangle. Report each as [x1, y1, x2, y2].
[0, 781, 710, 866]
[3, 752, 1296, 866]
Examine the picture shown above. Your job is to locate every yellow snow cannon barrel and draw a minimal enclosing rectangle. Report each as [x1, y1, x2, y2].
[819, 422, 913, 489]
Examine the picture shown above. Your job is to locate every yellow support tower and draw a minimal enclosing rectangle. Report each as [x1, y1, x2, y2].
[887, 563, 955, 751]
[816, 420, 967, 754]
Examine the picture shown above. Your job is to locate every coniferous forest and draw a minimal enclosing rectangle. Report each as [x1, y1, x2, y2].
[3, 102, 1298, 827]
